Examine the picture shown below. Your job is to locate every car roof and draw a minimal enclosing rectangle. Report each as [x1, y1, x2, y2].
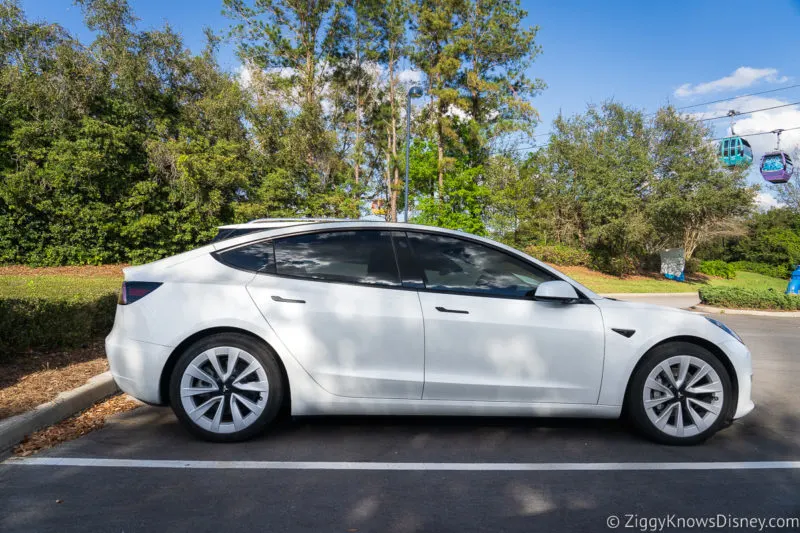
[217, 218, 360, 230]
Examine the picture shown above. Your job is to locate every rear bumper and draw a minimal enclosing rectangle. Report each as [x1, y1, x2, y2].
[106, 315, 172, 405]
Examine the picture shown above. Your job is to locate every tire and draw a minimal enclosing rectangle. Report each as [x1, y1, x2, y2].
[626, 341, 734, 445]
[169, 332, 284, 442]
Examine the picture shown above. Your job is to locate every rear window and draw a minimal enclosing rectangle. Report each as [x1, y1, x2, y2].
[214, 241, 275, 273]
[273, 230, 400, 287]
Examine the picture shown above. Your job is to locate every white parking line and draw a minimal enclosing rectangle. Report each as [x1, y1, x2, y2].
[5, 457, 800, 471]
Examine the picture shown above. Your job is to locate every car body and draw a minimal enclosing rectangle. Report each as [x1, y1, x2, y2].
[106, 221, 754, 444]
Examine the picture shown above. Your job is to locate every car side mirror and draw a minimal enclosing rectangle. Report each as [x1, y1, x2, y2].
[532, 281, 580, 303]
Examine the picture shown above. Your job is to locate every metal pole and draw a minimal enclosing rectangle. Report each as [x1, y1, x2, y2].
[404, 93, 411, 223]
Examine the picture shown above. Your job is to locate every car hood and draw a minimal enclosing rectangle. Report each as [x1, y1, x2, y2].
[594, 297, 696, 316]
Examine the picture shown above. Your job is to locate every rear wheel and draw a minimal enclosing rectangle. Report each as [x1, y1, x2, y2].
[627, 342, 734, 445]
[169, 333, 284, 442]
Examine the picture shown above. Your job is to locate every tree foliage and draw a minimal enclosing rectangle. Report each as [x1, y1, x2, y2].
[0, 0, 760, 275]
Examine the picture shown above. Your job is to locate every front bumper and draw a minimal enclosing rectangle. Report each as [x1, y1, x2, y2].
[106, 319, 172, 405]
[720, 339, 755, 420]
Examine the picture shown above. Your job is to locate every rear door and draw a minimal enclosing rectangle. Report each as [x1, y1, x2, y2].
[244, 229, 425, 399]
[404, 231, 605, 404]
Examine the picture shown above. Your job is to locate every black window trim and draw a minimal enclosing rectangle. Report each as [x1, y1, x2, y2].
[212, 226, 594, 302]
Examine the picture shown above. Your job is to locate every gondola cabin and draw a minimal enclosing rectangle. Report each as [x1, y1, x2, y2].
[760, 151, 794, 184]
[719, 137, 753, 167]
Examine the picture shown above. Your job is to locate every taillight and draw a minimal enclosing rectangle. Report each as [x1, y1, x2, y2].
[118, 281, 162, 305]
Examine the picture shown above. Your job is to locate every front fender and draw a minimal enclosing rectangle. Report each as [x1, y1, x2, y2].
[595, 299, 742, 407]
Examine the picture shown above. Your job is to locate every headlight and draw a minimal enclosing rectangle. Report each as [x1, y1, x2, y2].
[705, 316, 744, 344]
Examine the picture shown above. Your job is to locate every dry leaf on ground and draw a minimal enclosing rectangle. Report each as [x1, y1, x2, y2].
[13, 394, 139, 456]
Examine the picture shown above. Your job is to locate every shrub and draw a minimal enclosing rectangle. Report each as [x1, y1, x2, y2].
[684, 257, 700, 275]
[0, 276, 119, 357]
[699, 286, 800, 310]
[524, 244, 591, 267]
[699, 260, 736, 280]
[589, 253, 639, 277]
[728, 261, 792, 280]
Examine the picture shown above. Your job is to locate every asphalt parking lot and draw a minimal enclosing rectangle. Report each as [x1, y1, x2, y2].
[2, 314, 799, 533]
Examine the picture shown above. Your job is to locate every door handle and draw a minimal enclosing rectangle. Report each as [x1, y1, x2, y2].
[435, 306, 469, 314]
[271, 295, 306, 304]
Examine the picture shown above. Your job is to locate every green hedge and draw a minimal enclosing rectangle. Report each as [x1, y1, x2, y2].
[524, 244, 591, 266]
[728, 261, 792, 280]
[699, 286, 800, 310]
[699, 260, 736, 279]
[0, 276, 119, 357]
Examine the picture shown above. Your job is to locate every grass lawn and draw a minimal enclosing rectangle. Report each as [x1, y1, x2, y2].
[0, 265, 122, 300]
[0, 275, 120, 299]
[555, 266, 787, 294]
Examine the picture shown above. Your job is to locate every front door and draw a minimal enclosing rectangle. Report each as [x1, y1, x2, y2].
[405, 232, 605, 404]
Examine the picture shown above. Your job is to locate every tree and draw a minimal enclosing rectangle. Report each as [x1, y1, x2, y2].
[0, 0, 256, 264]
[648, 107, 755, 260]
[531, 103, 654, 274]
[411, 0, 465, 193]
[224, 0, 358, 218]
[456, 0, 544, 165]
[366, 0, 409, 222]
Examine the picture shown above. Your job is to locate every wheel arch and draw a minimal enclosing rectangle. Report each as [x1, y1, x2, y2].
[621, 335, 739, 415]
[159, 326, 291, 414]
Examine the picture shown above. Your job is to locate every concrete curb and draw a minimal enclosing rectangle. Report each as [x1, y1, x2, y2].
[688, 304, 800, 318]
[0, 371, 118, 453]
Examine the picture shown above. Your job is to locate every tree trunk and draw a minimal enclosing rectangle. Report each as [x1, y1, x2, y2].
[388, 149, 397, 222]
[436, 115, 444, 195]
[388, 49, 399, 222]
[353, 1, 361, 185]
[683, 226, 701, 260]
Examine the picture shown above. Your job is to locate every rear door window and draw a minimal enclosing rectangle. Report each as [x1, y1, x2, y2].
[273, 230, 401, 287]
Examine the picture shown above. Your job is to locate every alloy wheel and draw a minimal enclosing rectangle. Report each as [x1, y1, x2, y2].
[179, 346, 270, 434]
[642, 355, 724, 438]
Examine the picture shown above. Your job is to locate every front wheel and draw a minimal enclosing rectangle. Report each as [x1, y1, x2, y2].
[169, 333, 284, 442]
[627, 342, 734, 445]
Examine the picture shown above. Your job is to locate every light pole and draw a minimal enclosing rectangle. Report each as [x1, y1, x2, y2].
[405, 86, 424, 223]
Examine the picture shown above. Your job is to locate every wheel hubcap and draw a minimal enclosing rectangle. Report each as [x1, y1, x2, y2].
[179, 347, 269, 434]
[642, 355, 724, 438]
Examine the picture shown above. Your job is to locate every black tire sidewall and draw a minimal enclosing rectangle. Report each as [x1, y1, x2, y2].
[169, 332, 284, 443]
[627, 341, 734, 446]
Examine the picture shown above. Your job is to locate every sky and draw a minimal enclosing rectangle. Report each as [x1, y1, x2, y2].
[19, 0, 800, 207]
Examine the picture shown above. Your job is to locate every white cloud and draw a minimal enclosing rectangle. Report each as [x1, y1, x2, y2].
[237, 64, 253, 89]
[755, 192, 783, 211]
[446, 104, 469, 120]
[398, 69, 423, 85]
[675, 67, 788, 98]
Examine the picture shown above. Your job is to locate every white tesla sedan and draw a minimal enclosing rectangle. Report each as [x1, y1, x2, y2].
[106, 221, 754, 445]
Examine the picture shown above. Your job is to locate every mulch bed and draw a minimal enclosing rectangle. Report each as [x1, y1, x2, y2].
[0, 340, 109, 420]
[0, 264, 125, 278]
[14, 394, 140, 456]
